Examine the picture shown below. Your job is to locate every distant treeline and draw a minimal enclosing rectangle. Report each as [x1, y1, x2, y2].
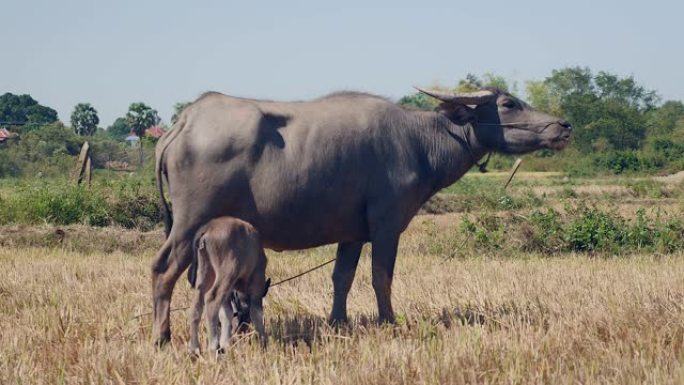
[1, 66, 683, 178]
[399, 67, 684, 175]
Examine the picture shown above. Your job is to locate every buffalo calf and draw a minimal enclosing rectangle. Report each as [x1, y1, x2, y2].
[188, 217, 269, 355]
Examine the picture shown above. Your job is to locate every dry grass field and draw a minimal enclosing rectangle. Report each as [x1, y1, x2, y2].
[2, 209, 684, 385]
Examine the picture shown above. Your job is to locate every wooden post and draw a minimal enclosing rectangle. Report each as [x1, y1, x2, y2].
[74, 141, 91, 185]
[504, 158, 523, 190]
[84, 156, 92, 186]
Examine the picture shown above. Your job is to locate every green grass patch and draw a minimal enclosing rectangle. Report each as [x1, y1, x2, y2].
[0, 177, 161, 230]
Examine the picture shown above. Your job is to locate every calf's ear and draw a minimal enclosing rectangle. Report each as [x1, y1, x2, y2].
[262, 278, 271, 297]
[187, 257, 198, 288]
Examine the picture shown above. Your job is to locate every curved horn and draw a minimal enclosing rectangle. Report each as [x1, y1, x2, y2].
[414, 87, 497, 105]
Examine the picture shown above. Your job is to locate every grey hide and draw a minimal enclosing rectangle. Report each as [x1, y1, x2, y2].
[150, 88, 572, 345]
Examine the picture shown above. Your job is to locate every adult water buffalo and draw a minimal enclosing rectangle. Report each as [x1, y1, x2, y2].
[151, 87, 571, 345]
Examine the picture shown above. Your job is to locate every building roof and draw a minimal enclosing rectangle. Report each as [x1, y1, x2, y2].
[145, 125, 166, 138]
[0, 128, 15, 142]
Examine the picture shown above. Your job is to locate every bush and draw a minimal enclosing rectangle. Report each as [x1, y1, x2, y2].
[459, 204, 684, 255]
[592, 151, 641, 174]
[0, 178, 161, 231]
[625, 179, 671, 198]
[0, 182, 109, 226]
[0, 149, 21, 177]
[565, 206, 625, 252]
[89, 138, 132, 169]
[460, 214, 505, 250]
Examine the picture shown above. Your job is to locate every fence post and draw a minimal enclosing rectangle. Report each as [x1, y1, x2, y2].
[84, 155, 92, 186]
[504, 158, 523, 190]
[74, 141, 92, 185]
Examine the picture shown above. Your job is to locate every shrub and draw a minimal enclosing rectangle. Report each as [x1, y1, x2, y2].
[593, 151, 641, 174]
[0, 178, 161, 231]
[460, 214, 505, 250]
[626, 179, 671, 198]
[565, 206, 624, 252]
[457, 205, 684, 255]
[0, 182, 109, 226]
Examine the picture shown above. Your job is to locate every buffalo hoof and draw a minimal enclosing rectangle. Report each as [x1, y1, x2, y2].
[154, 332, 171, 350]
[377, 315, 396, 325]
[188, 346, 201, 358]
[328, 317, 348, 328]
[215, 347, 226, 359]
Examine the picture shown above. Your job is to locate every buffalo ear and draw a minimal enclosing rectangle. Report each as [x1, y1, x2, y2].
[437, 103, 475, 125]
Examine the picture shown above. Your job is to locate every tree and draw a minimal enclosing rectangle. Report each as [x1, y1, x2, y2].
[0, 93, 58, 132]
[70, 103, 100, 136]
[527, 67, 658, 152]
[106, 117, 131, 140]
[398, 73, 514, 111]
[525, 80, 563, 117]
[125, 102, 159, 166]
[456, 73, 513, 93]
[647, 100, 684, 137]
[171, 102, 191, 125]
[125, 102, 159, 138]
[397, 93, 436, 110]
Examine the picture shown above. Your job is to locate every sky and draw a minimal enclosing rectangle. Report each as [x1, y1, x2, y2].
[2, 0, 682, 127]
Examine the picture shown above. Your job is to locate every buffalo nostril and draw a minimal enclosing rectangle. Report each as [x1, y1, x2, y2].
[559, 120, 572, 130]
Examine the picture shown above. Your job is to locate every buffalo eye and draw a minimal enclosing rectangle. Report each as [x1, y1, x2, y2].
[501, 100, 517, 109]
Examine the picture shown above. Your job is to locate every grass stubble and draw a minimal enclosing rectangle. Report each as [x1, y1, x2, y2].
[1, 215, 684, 384]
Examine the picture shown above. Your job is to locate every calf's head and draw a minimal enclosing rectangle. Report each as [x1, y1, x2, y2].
[417, 88, 572, 154]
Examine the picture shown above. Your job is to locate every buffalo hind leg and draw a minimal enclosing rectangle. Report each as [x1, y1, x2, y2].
[151, 235, 193, 347]
[150, 238, 173, 346]
[329, 242, 364, 324]
[371, 234, 399, 324]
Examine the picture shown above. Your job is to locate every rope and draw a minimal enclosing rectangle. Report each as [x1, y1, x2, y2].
[477, 121, 557, 133]
[270, 257, 337, 287]
[130, 257, 337, 320]
[130, 306, 189, 321]
[461, 123, 490, 173]
[459, 119, 558, 172]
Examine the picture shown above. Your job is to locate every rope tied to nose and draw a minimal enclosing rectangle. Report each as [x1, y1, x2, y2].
[130, 257, 337, 321]
[461, 123, 491, 173]
[229, 257, 337, 322]
[269, 257, 337, 287]
[459, 120, 559, 173]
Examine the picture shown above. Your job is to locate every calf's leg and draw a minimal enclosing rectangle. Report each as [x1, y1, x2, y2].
[249, 296, 267, 348]
[247, 266, 268, 348]
[187, 286, 206, 355]
[219, 298, 233, 349]
[204, 275, 236, 355]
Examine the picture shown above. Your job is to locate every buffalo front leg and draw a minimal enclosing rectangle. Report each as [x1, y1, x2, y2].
[371, 234, 399, 324]
[329, 242, 364, 324]
[151, 237, 192, 347]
